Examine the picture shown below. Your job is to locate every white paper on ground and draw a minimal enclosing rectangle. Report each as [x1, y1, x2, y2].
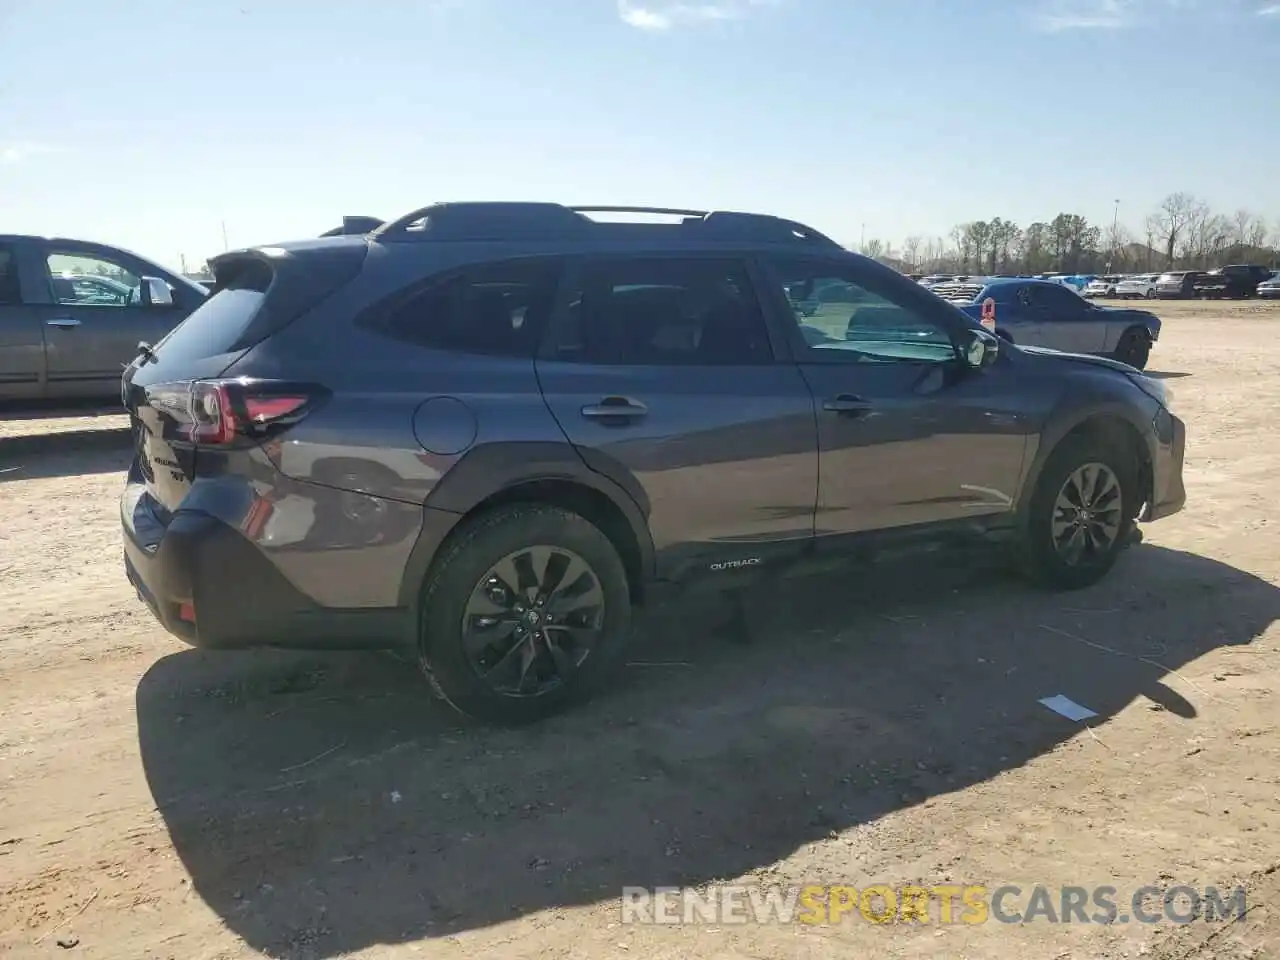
[1038, 694, 1098, 722]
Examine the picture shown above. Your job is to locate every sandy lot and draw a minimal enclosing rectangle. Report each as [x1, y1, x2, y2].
[2, 299, 1279, 960]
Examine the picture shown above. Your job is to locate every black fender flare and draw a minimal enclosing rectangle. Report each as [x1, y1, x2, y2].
[396, 441, 654, 607]
[1015, 401, 1155, 519]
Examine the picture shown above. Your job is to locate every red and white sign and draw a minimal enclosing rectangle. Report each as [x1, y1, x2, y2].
[980, 297, 997, 331]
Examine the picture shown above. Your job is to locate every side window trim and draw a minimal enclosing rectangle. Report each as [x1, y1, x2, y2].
[755, 254, 961, 366]
[539, 252, 779, 367]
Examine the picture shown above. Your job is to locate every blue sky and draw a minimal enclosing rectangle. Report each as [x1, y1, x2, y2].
[2, 0, 1277, 271]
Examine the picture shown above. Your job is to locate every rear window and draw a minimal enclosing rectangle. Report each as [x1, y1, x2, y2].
[150, 286, 265, 365]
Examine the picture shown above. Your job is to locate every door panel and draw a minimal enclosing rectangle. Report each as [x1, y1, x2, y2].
[40, 249, 186, 396]
[798, 361, 1030, 533]
[39, 304, 183, 393]
[536, 255, 818, 580]
[1025, 284, 1108, 354]
[0, 243, 44, 398]
[759, 255, 1029, 538]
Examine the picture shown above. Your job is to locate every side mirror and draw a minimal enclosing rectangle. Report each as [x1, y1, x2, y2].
[140, 277, 174, 307]
[961, 328, 1000, 370]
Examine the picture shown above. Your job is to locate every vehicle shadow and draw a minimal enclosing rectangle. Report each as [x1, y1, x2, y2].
[0, 428, 131, 482]
[1145, 371, 1192, 380]
[136, 544, 1280, 958]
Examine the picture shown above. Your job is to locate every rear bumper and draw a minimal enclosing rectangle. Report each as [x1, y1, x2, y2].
[1142, 409, 1186, 522]
[122, 482, 411, 650]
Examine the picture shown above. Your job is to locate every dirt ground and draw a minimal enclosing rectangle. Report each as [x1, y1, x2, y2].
[2, 299, 1279, 960]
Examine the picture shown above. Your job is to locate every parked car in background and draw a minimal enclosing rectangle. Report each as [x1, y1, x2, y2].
[931, 277, 1161, 369]
[0, 235, 208, 401]
[1154, 271, 1206, 299]
[1192, 264, 1273, 299]
[1115, 273, 1160, 299]
[919, 274, 956, 287]
[1084, 275, 1123, 298]
[1257, 271, 1280, 299]
[118, 200, 1184, 723]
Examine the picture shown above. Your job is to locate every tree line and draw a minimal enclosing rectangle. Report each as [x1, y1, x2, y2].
[865, 194, 1280, 276]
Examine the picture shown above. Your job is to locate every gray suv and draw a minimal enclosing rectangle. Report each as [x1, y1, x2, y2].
[121, 202, 1187, 724]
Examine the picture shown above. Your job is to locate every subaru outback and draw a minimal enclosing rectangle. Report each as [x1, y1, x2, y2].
[121, 202, 1186, 724]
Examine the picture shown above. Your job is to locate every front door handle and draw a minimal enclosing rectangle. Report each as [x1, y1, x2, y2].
[47, 317, 81, 329]
[581, 397, 648, 421]
[822, 394, 872, 416]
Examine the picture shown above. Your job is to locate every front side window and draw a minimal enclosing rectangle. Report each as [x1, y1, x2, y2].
[367, 258, 562, 358]
[552, 257, 773, 365]
[47, 252, 142, 307]
[764, 257, 955, 364]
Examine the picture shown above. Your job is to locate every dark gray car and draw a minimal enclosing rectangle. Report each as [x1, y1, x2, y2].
[120, 202, 1187, 724]
[0, 235, 207, 400]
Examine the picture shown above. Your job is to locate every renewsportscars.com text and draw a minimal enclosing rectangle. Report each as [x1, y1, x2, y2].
[621, 883, 1247, 926]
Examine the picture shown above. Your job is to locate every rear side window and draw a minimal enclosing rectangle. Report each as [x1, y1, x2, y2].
[0, 245, 19, 305]
[551, 257, 773, 366]
[364, 258, 562, 358]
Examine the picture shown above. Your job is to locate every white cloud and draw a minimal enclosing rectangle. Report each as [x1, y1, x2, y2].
[1034, 0, 1271, 29]
[617, 0, 779, 31]
[1034, 0, 1132, 31]
[0, 142, 63, 164]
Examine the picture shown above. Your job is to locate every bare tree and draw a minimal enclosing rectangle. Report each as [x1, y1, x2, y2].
[1245, 216, 1269, 252]
[949, 224, 972, 273]
[902, 235, 924, 271]
[1231, 209, 1256, 249]
[1150, 192, 1200, 267]
[861, 237, 887, 261]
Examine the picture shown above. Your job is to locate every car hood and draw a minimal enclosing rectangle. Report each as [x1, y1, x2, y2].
[1018, 344, 1140, 374]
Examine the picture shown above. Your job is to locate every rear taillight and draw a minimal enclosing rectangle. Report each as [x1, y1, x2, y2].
[185, 379, 327, 446]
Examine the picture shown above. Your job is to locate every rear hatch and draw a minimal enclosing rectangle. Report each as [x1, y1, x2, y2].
[122, 238, 369, 514]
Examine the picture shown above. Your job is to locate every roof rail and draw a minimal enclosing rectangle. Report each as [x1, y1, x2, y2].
[369, 201, 841, 248]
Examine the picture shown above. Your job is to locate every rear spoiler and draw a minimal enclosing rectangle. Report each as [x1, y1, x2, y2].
[320, 216, 384, 237]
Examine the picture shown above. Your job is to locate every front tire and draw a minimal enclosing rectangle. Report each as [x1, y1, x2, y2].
[1114, 328, 1151, 370]
[1015, 436, 1138, 590]
[417, 504, 632, 724]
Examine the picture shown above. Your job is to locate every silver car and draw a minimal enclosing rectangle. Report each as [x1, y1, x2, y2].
[1115, 273, 1160, 299]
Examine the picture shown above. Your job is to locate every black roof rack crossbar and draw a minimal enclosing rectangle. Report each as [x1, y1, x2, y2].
[370, 201, 841, 248]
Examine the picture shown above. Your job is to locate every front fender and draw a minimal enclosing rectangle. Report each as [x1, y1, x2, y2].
[1016, 397, 1158, 519]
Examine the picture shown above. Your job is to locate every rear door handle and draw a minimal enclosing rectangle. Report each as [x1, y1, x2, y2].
[47, 317, 81, 329]
[581, 397, 648, 421]
[822, 394, 873, 416]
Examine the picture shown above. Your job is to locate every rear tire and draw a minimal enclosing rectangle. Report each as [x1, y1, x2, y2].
[1014, 435, 1138, 590]
[417, 504, 632, 725]
[1114, 328, 1151, 370]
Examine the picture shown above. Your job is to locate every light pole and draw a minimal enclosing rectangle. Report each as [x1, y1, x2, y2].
[1110, 199, 1120, 272]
